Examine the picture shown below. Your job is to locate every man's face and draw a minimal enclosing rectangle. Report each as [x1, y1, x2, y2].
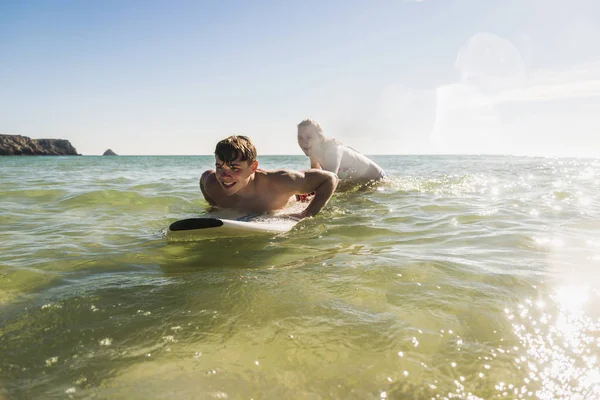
[215, 154, 257, 195]
[297, 126, 322, 156]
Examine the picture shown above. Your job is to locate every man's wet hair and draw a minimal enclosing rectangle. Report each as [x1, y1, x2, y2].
[215, 135, 257, 165]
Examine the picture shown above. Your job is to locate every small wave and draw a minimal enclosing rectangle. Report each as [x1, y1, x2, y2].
[1, 188, 70, 203]
[57, 189, 194, 212]
[325, 225, 398, 239]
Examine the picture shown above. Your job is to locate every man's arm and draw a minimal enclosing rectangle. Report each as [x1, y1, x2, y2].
[199, 170, 217, 206]
[282, 169, 338, 219]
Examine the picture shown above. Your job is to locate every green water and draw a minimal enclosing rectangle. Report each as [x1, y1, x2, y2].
[1, 155, 599, 399]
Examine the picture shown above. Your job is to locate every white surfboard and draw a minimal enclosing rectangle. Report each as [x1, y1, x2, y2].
[167, 215, 298, 240]
[167, 196, 312, 241]
[166, 199, 310, 241]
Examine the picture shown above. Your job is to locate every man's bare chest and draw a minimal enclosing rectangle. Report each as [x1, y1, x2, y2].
[214, 189, 291, 213]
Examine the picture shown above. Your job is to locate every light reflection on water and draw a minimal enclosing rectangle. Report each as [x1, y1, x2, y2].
[509, 286, 600, 400]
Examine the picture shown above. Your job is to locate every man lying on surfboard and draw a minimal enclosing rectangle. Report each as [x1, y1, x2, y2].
[200, 135, 338, 220]
[297, 119, 385, 186]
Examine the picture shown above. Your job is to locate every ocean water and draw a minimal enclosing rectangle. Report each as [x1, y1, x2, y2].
[1, 155, 599, 400]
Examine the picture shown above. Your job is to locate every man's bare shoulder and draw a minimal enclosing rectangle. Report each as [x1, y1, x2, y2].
[199, 170, 219, 206]
[256, 168, 336, 197]
[201, 169, 217, 183]
[259, 168, 335, 183]
[200, 170, 221, 192]
[256, 168, 303, 182]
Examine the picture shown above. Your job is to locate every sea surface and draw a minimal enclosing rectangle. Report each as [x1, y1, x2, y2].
[1, 155, 599, 400]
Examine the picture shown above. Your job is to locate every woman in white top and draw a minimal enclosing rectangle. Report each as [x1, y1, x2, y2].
[297, 119, 385, 185]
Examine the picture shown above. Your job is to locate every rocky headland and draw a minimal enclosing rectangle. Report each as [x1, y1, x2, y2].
[0, 134, 80, 156]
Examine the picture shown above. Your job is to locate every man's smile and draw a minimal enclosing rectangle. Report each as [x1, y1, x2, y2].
[221, 180, 236, 188]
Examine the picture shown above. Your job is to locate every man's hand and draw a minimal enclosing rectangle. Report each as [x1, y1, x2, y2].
[274, 169, 338, 219]
[295, 170, 337, 218]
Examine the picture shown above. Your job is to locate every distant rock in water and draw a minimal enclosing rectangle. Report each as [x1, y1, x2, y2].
[0, 134, 80, 156]
[103, 149, 117, 156]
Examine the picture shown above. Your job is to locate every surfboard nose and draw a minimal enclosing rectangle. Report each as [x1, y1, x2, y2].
[169, 218, 224, 231]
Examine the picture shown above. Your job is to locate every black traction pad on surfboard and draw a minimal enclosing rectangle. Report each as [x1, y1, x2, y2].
[169, 218, 224, 231]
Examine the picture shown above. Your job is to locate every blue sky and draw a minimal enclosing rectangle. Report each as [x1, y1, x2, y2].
[1, 0, 599, 156]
